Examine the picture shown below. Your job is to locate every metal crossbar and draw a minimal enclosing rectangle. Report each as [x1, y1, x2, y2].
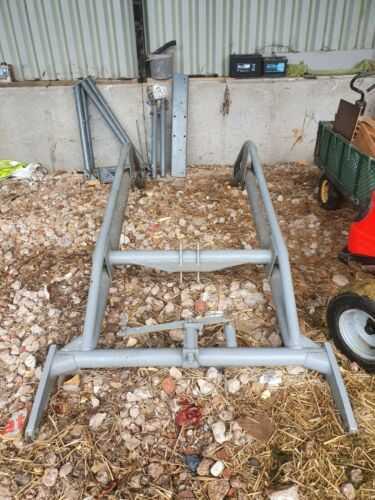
[25, 141, 358, 439]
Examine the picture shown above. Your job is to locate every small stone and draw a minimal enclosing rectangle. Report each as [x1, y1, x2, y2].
[42, 468, 58, 488]
[227, 378, 241, 394]
[194, 299, 207, 314]
[23, 353, 36, 369]
[129, 406, 140, 418]
[207, 367, 220, 380]
[0, 486, 11, 500]
[340, 483, 356, 500]
[164, 302, 175, 316]
[268, 332, 282, 347]
[147, 462, 164, 480]
[197, 458, 214, 476]
[286, 366, 305, 375]
[332, 274, 349, 287]
[219, 409, 233, 422]
[91, 397, 100, 408]
[207, 479, 230, 500]
[59, 463, 73, 478]
[197, 379, 215, 395]
[210, 460, 225, 477]
[169, 329, 184, 342]
[162, 376, 176, 395]
[259, 372, 282, 387]
[269, 485, 299, 500]
[260, 390, 271, 400]
[122, 432, 141, 450]
[169, 367, 183, 379]
[184, 454, 201, 473]
[212, 421, 227, 444]
[349, 468, 363, 487]
[239, 372, 250, 385]
[89, 412, 106, 430]
[63, 374, 80, 392]
[126, 336, 138, 347]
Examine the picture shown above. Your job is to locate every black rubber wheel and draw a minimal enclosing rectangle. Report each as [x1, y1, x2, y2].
[327, 291, 375, 372]
[318, 175, 342, 210]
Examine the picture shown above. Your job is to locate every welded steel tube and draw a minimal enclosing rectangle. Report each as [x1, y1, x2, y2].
[80, 79, 126, 144]
[108, 249, 273, 271]
[241, 141, 302, 348]
[80, 85, 95, 174]
[224, 323, 237, 347]
[85, 78, 146, 166]
[50, 347, 330, 377]
[73, 84, 91, 177]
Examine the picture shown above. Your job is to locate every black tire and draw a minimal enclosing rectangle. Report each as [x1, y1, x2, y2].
[318, 175, 342, 210]
[327, 291, 375, 372]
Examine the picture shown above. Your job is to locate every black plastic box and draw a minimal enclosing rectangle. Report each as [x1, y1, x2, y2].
[229, 54, 263, 78]
[263, 56, 288, 77]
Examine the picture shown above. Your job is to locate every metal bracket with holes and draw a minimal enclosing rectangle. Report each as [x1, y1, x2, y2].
[171, 73, 189, 177]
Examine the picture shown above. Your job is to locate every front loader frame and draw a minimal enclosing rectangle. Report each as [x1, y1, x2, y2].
[25, 141, 357, 439]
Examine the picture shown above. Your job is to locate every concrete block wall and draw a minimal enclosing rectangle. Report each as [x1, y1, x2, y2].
[0, 76, 372, 171]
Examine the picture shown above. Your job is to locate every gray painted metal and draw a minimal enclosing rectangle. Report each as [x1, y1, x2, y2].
[0, 0, 138, 81]
[171, 73, 189, 177]
[160, 99, 166, 176]
[109, 249, 272, 271]
[73, 84, 93, 178]
[75, 77, 146, 178]
[145, 0, 375, 76]
[25, 140, 357, 439]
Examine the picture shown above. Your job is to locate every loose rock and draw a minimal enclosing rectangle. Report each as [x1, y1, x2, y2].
[227, 378, 241, 394]
[212, 421, 227, 444]
[89, 412, 106, 430]
[340, 483, 356, 500]
[42, 468, 58, 488]
[268, 485, 299, 500]
[197, 458, 214, 476]
[147, 462, 164, 481]
[332, 274, 349, 287]
[207, 479, 230, 500]
[210, 460, 225, 477]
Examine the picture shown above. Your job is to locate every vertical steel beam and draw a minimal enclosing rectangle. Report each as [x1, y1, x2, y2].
[160, 98, 166, 176]
[73, 84, 92, 178]
[82, 145, 131, 350]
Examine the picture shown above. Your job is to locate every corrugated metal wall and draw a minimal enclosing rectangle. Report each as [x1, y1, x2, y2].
[0, 0, 138, 80]
[145, 0, 375, 75]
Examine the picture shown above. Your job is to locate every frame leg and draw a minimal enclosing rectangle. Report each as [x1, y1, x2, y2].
[25, 345, 58, 440]
[324, 342, 358, 433]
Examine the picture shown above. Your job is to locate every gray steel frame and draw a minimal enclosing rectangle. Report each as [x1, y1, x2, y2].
[25, 141, 357, 439]
[74, 77, 146, 181]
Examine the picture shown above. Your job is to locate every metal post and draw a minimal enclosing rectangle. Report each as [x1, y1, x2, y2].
[80, 85, 95, 175]
[160, 99, 166, 176]
[151, 102, 157, 177]
[73, 84, 92, 178]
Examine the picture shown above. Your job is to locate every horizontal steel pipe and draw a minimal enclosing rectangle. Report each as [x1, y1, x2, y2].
[108, 249, 272, 272]
[50, 347, 330, 377]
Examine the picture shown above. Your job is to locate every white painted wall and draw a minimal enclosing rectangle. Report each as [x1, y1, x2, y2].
[0, 76, 372, 171]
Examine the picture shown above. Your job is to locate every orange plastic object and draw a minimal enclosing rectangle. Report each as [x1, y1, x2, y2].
[348, 192, 375, 258]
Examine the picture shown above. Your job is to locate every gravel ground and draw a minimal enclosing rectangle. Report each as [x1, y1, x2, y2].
[0, 164, 374, 499]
